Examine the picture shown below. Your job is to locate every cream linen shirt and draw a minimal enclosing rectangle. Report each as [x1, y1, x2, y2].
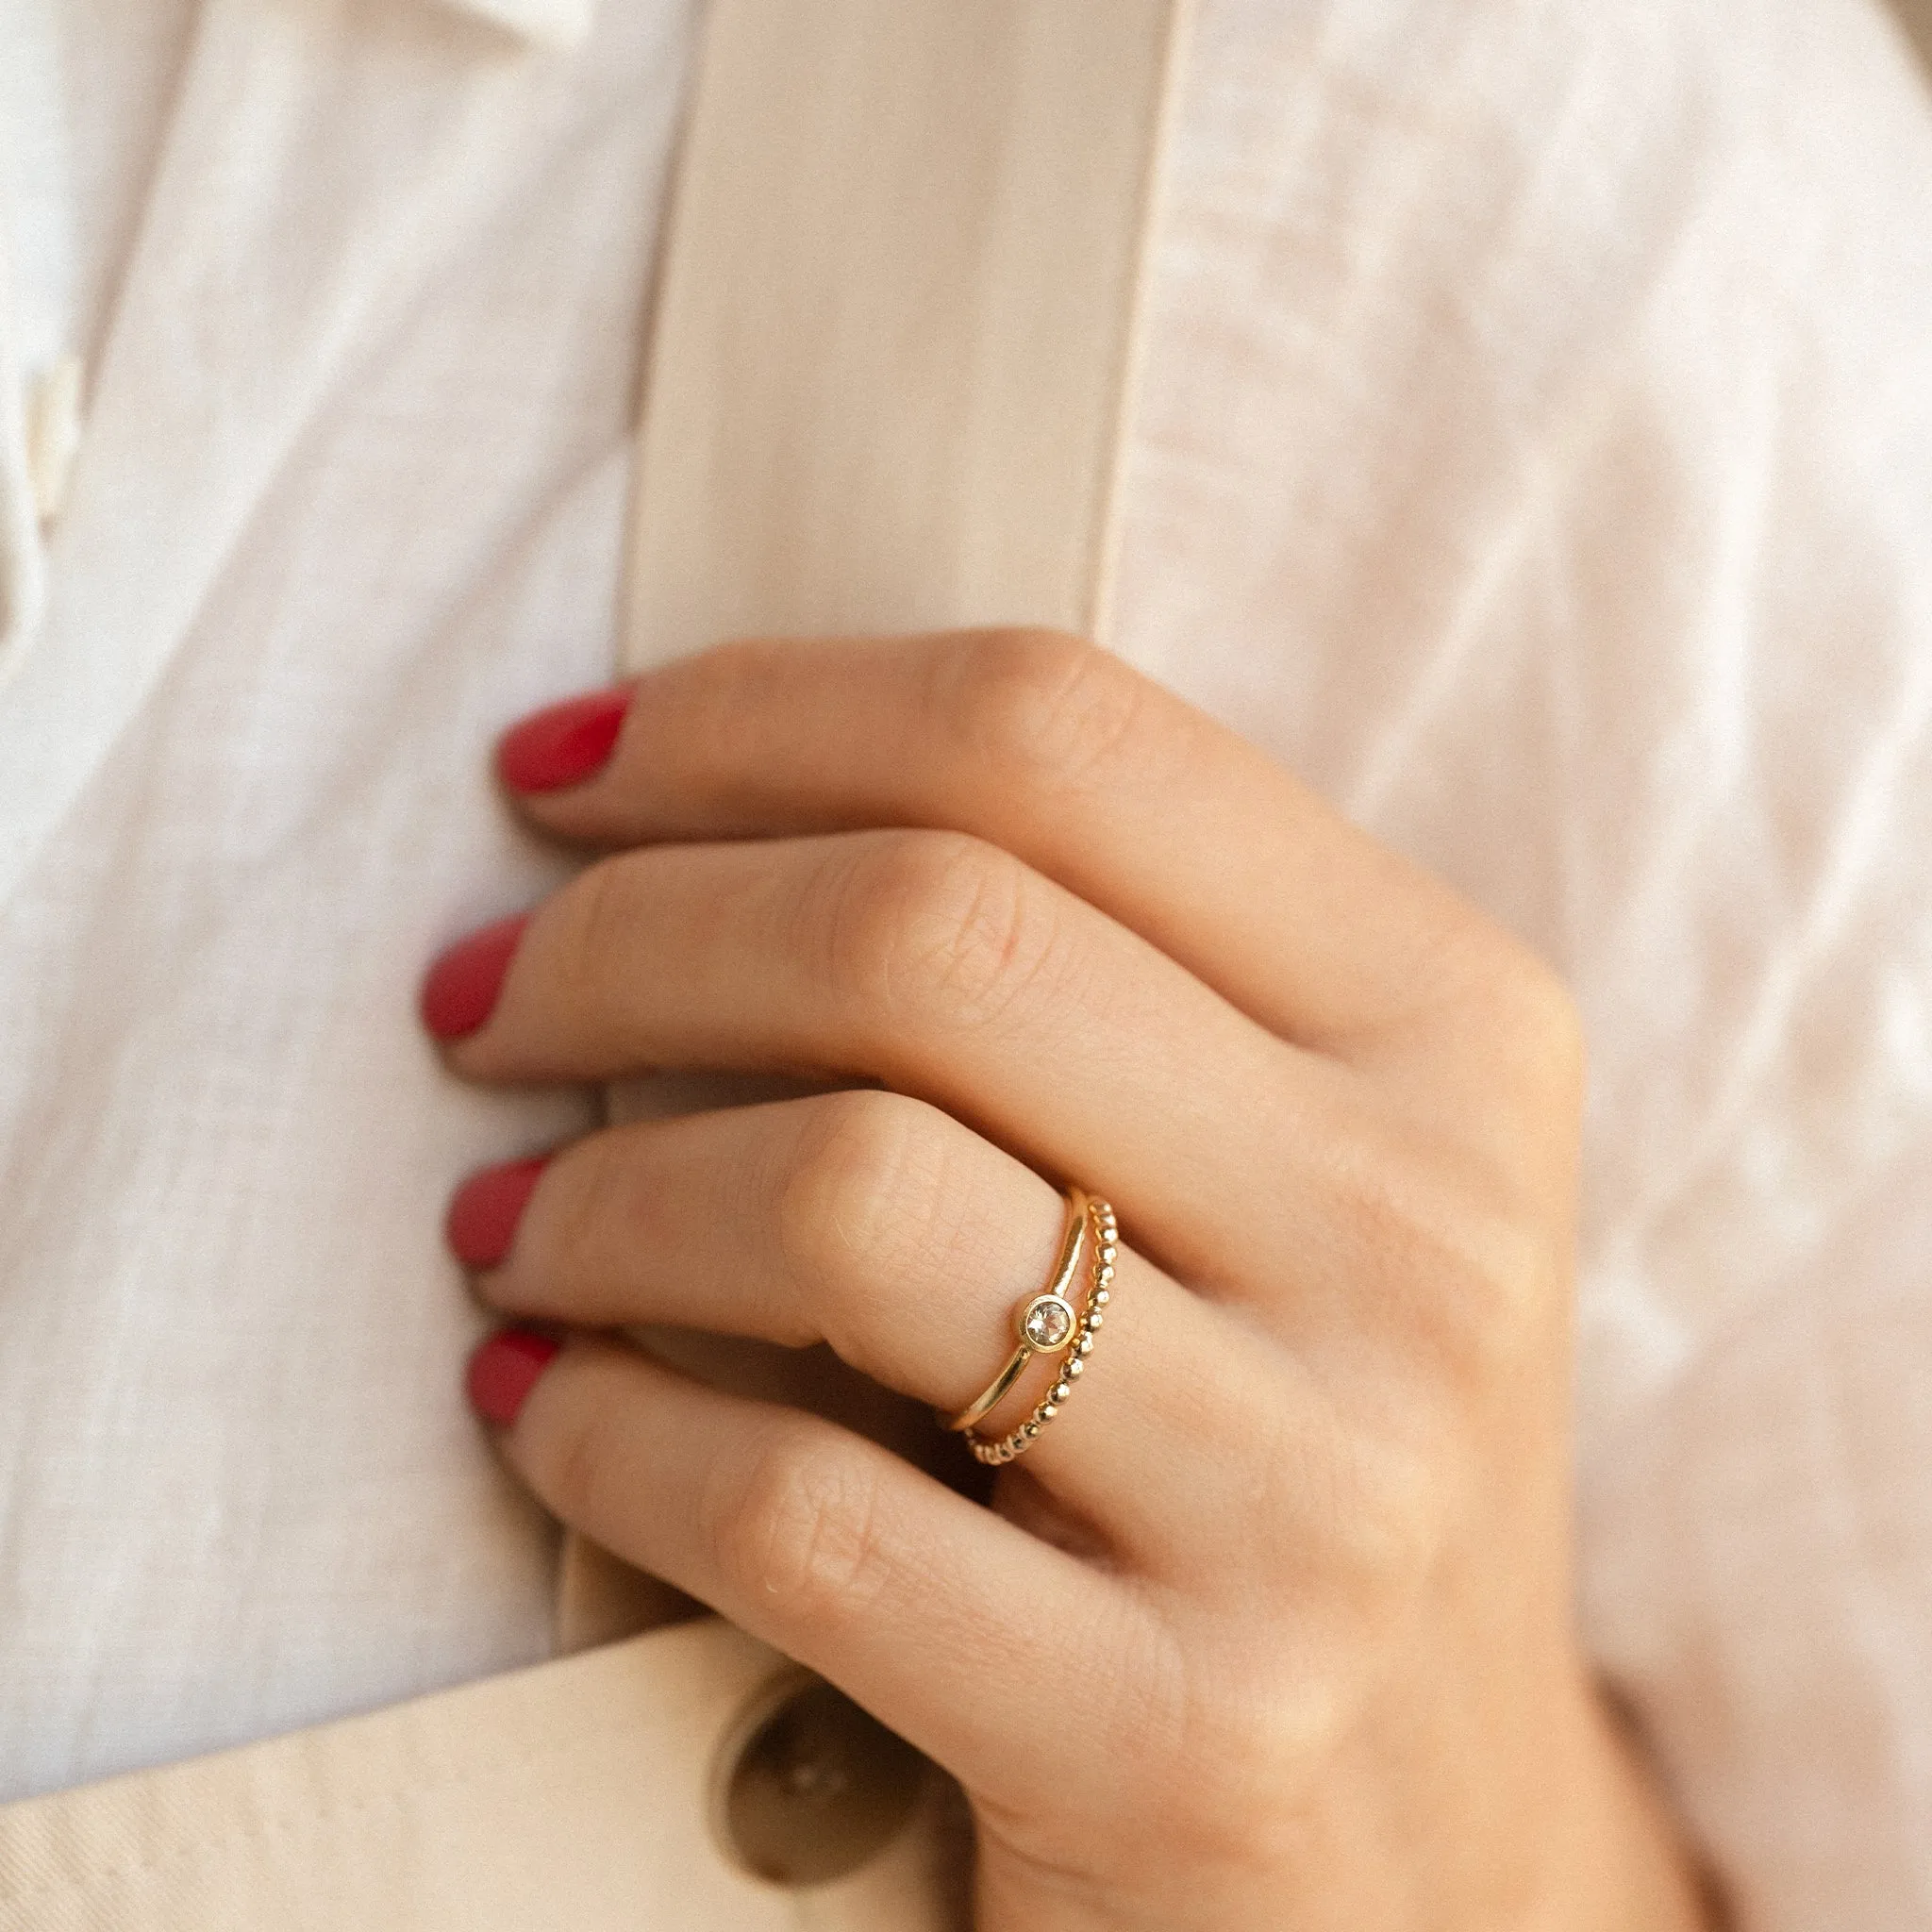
[3, 3, 1931, 1926]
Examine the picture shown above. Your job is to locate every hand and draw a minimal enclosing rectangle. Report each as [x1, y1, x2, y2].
[423, 629, 1716, 1930]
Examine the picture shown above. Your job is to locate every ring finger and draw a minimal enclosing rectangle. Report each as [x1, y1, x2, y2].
[455, 1088, 1298, 1581]
[427, 826, 1338, 1291]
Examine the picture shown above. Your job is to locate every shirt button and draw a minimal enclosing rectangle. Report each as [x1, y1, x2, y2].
[713, 1670, 929, 1886]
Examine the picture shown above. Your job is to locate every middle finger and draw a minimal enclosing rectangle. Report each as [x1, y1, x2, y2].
[429, 827, 1337, 1286]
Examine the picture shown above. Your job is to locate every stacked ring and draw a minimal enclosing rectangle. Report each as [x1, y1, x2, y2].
[944, 1191, 1118, 1465]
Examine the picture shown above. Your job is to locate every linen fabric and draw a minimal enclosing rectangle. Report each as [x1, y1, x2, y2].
[2, 2, 1931, 1927]
[2, 8, 1141, 1918]
[623, 0, 1186, 660]
[0, 1617, 969, 1931]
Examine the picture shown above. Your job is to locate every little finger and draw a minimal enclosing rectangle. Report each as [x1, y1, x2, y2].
[477, 1331, 1163, 1814]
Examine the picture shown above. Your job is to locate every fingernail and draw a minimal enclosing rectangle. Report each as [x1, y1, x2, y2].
[466, 1325, 561, 1426]
[446, 1155, 550, 1268]
[497, 689, 631, 794]
[421, 914, 528, 1041]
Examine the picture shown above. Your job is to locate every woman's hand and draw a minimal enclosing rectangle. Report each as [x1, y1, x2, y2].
[422, 629, 1715, 1931]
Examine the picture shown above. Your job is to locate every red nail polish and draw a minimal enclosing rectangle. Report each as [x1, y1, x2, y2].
[447, 1155, 550, 1268]
[421, 914, 528, 1041]
[466, 1326, 560, 1427]
[497, 689, 631, 794]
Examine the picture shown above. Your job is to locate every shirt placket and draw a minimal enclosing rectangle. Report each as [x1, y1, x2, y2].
[0, 244, 45, 692]
[0, 0, 85, 695]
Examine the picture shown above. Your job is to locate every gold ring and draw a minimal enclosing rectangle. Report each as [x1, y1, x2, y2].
[943, 1187, 1090, 1433]
[945, 1192, 1118, 1465]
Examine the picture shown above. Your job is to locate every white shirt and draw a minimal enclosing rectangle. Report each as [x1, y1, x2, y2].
[2, 3, 1930, 1926]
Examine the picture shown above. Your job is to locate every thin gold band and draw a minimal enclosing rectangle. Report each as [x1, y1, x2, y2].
[944, 1187, 1091, 1434]
[964, 1196, 1117, 1465]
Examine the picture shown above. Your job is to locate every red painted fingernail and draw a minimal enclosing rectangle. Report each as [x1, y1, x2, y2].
[497, 689, 631, 794]
[466, 1326, 561, 1426]
[421, 914, 529, 1041]
[447, 1155, 550, 1268]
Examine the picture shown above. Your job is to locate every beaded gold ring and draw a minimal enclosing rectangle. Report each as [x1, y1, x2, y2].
[944, 1191, 1118, 1466]
[943, 1188, 1088, 1434]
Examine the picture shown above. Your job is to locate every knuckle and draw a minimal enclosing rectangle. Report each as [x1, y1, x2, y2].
[1270, 1382, 1441, 1595]
[707, 1424, 892, 1631]
[1191, 1688, 1307, 1812]
[1240, 1376, 1447, 1625]
[1461, 1207, 1557, 1373]
[824, 830, 1067, 1032]
[773, 1091, 949, 1350]
[1333, 1123, 1554, 1386]
[1331, 1424, 1452, 1597]
[1412, 1190, 1546, 1384]
[946, 626, 1150, 789]
[1137, 1637, 1329, 1858]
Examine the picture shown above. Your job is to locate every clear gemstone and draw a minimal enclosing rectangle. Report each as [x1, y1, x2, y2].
[1021, 1295, 1074, 1349]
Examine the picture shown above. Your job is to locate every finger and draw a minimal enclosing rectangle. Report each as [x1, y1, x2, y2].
[494, 629, 1535, 1064]
[429, 827, 1333, 1280]
[489, 1332, 1161, 1810]
[457, 1090, 1284, 1577]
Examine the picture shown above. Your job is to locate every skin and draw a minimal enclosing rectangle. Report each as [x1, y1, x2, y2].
[432, 627, 1721, 1930]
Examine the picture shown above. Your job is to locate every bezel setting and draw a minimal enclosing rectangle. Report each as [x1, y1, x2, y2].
[1017, 1292, 1077, 1353]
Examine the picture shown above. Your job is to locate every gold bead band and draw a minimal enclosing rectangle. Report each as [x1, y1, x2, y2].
[960, 1196, 1117, 1466]
[944, 1188, 1090, 1434]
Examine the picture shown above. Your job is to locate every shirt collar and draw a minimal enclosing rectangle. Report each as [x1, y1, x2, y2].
[439, 0, 596, 51]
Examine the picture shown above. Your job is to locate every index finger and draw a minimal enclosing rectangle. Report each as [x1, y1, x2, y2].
[495, 628, 1540, 1064]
